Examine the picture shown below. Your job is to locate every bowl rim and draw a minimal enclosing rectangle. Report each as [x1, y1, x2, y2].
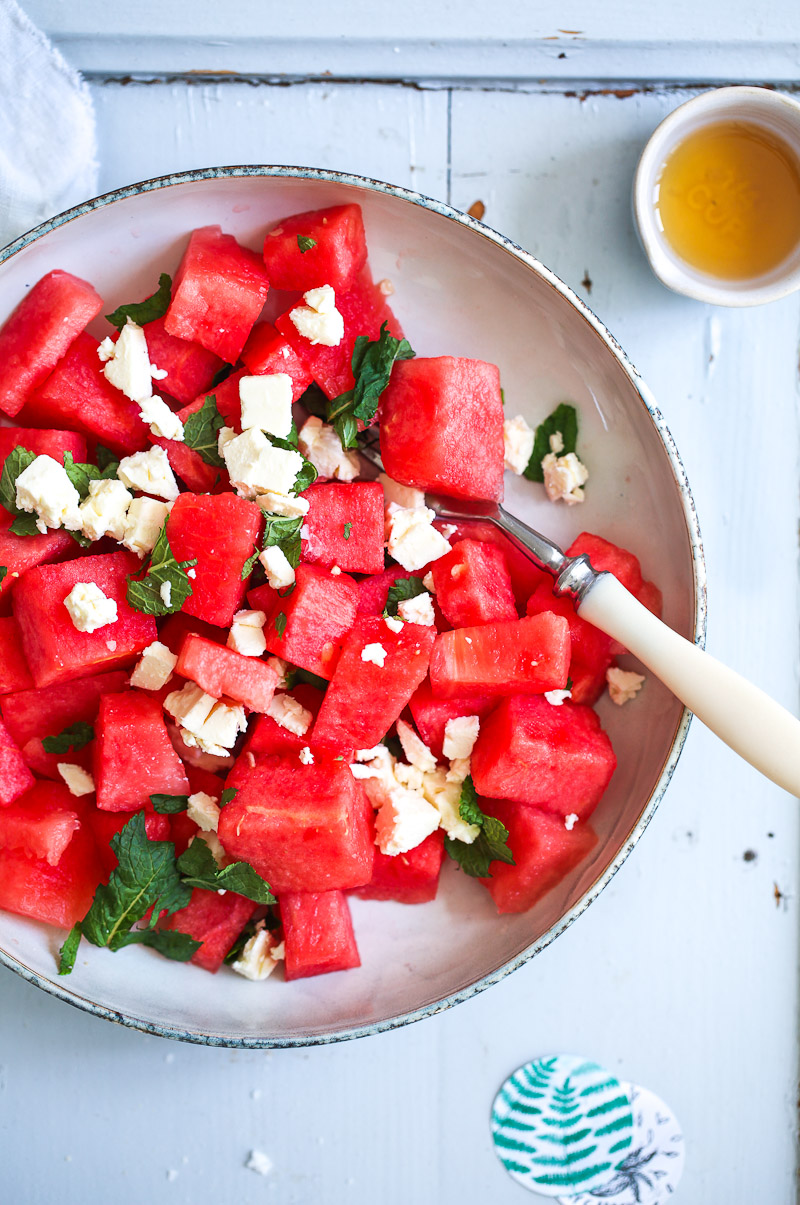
[0, 164, 707, 1048]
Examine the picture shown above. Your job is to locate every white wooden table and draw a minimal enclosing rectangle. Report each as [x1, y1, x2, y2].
[3, 5, 800, 1202]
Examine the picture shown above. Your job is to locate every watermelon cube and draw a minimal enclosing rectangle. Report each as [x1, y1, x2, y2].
[218, 756, 374, 892]
[0, 718, 36, 806]
[429, 613, 570, 699]
[281, 890, 361, 979]
[0, 669, 129, 749]
[176, 633, 280, 714]
[379, 357, 505, 502]
[161, 888, 258, 973]
[0, 427, 87, 473]
[0, 823, 103, 929]
[250, 564, 359, 680]
[241, 322, 313, 398]
[0, 510, 74, 616]
[351, 830, 445, 904]
[431, 538, 518, 628]
[0, 782, 82, 866]
[0, 270, 103, 418]
[158, 612, 227, 656]
[0, 617, 33, 694]
[164, 226, 271, 363]
[438, 520, 549, 608]
[275, 265, 403, 400]
[26, 332, 150, 455]
[20, 737, 94, 783]
[471, 695, 617, 821]
[141, 315, 223, 406]
[300, 482, 385, 574]
[12, 550, 157, 688]
[262, 204, 368, 292]
[93, 691, 190, 812]
[408, 680, 497, 761]
[88, 808, 172, 878]
[567, 532, 662, 655]
[242, 683, 325, 761]
[527, 583, 614, 706]
[478, 800, 599, 914]
[167, 492, 262, 628]
[312, 616, 436, 752]
[356, 566, 414, 616]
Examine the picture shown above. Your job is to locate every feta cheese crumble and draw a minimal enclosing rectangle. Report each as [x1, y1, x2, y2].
[396, 719, 437, 774]
[130, 641, 178, 690]
[378, 472, 425, 512]
[138, 394, 185, 442]
[99, 319, 154, 402]
[255, 490, 310, 519]
[422, 571, 436, 593]
[549, 430, 565, 454]
[221, 428, 303, 499]
[397, 592, 435, 627]
[266, 693, 312, 736]
[289, 284, 344, 347]
[227, 610, 267, 658]
[57, 763, 95, 797]
[541, 450, 589, 505]
[361, 643, 387, 667]
[503, 415, 535, 475]
[442, 715, 480, 761]
[259, 545, 296, 590]
[564, 813, 579, 831]
[387, 505, 451, 572]
[78, 478, 132, 543]
[186, 791, 221, 833]
[298, 416, 360, 481]
[232, 929, 285, 983]
[428, 776, 481, 844]
[164, 683, 247, 756]
[14, 454, 82, 534]
[384, 615, 403, 634]
[239, 373, 294, 439]
[117, 446, 180, 501]
[373, 782, 441, 856]
[606, 666, 646, 705]
[121, 496, 168, 557]
[298, 746, 314, 765]
[64, 582, 118, 633]
[544, 688, 572, 706]
[159, 580, 172, 608]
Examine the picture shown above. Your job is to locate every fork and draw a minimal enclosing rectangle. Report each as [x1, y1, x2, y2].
[358, 432, 800, 797]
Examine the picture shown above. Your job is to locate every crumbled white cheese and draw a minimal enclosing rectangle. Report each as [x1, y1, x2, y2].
[289, 284, 344, 346]
[99, 319, 154, 402]
[442, 715, 480, 761]
[221, 428, 303, 499]
[217, 425, 236, 458]
[432, 778, 480, 843]
[396, 719, 437, 774]
[232, 929, 285, 983]
[227, 609, 267, 658]
[138, 394, 185, 442]
[330, 565, 341, 576]
[384, 615, 403, 634]
[256, 490, 310, 519]
[378, 278, 394, 295]
[544, 688, 572, 706]
[298, 415, 359, 481]
[564, 813, 579, 831]
[164, 683, 247, 756]
[361, 643, 387, 667]
[266, 693, 312, 736]
[445, 756, 471, 784]
[187, 568, 196, 579]
[541, 451, 589, 505]
[14, 454, 82, 534]
[298, 746, 314, 765]
[606, 666, 646, 705]
[549, 430, 565, 454]
[117, 446, 179, 501]
[130, 640, 177, 690]
[266, 655, 289, 688]
[503, 414, 535, 475]
[373, 782, 441, 856]
[159, 580, 172, 608]
[397, 592, 435, 627]
[378, 472, 425, 511]
[121, 496, 168, 556]
[422, 571, 436, 593]
[239, 373, 294, 439]
[387, 505, 451, 572]
[186, 791, 221, 833]
[78, 478, 132, 543]
[259, 545, 296, 590]
[57, 763, 95, 797]
[150, 364, 167, 381]
[63, 582, 118, 633]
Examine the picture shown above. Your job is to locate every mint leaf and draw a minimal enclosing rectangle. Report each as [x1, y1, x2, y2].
[241, 544, 260, 581]
[297, 235, 316, 253]
[150, 793, 190, 814]
[263, 512, 303, 569]
[384, 575, 427, 618]
[524, 403, 579, 483]
[95, 444, 118, 472]
[444, 776, 515, 878]
[327, 322, 415, 450]
[115, 927, 201, 961]
[177, 837, 276, 904]
[293, 458, 318, 494]
[62, 451, 119, 500]
[343, 522, 352, 541]
[9, 513, 39, 537]
[220, 788, 238, 807]
[42, 721, 94, 754]
[105, 273, 172, 331]
[0, 567, 6, 586]
[0, 446, 36, 518]
[274, 611, 287, 639]
[284, 666, 328, 691]
[183, 394, 226, 468]
[126, 520, 197, 616]
[58, 924, 82, 975]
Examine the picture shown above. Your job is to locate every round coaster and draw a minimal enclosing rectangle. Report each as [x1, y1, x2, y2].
[555, 1082, 685, 1205]
[490, 1055, 634, 1197]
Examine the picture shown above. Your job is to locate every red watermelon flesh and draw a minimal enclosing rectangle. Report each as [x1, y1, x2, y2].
[0, 718, 36, 806]
[478, 799, 599, 914]
[408, 680, 497, 761]
[94, 691, 190, 812]
[0, 509, 75, 616]
[471, 695, 616, 821]
[141, 315, 223, 406]
[26, 331, 150, 455]
[0, 617, 33, 694]
[218, 756, 374, 893]
[0, 270, 103, 418]
[0, 823, 103, 929]
[379, 356, 505, 502]
[566, 532, 662, 656]
[526, 583, 614, 706]
[431, 538, 518, 628]
[158, 612, 227, 656]
[176, 633, 280, 714]
[281, 889, 361, 979]
[20, 736, 94, 783]
[429, 613, 570, 699]
[437, 520, 549, 608]
[312, 616, 436, 753]
[164, 225, 270, 364]
[0, 427, 87, 473]
[13, 550, 157, 688]
[0, 782, 82, 866]
[241, 322, 314, 398]
[251, 564, 359, 681]
[87, 809, 171, 878]
[351, 829, 445, 904]
[262, 204, 368, 292]
[0, 669, 129, 749]
[161, 887, 258, 973]
[155, 374, 240, 494]
[241, 684, 325, 761]
[167, 492, 262, 628]
[300, 481, 385, 575]
[356, 567, 414, 616]
[275, 265, 402, 401]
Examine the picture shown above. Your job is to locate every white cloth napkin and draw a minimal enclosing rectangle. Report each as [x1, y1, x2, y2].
[0, 0, 97, 248]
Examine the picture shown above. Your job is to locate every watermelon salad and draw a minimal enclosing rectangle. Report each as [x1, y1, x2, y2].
[0, 204, 662, 984]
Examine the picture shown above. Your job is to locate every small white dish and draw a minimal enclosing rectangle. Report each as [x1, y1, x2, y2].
[633, 86, 800, 306]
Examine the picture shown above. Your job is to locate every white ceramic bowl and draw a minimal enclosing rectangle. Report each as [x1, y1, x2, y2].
[0, 168, 704, 1046]
[633, 86, 800, 306]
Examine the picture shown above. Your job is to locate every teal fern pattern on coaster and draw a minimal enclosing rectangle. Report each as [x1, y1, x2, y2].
[490, 1055, 634, 1196]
